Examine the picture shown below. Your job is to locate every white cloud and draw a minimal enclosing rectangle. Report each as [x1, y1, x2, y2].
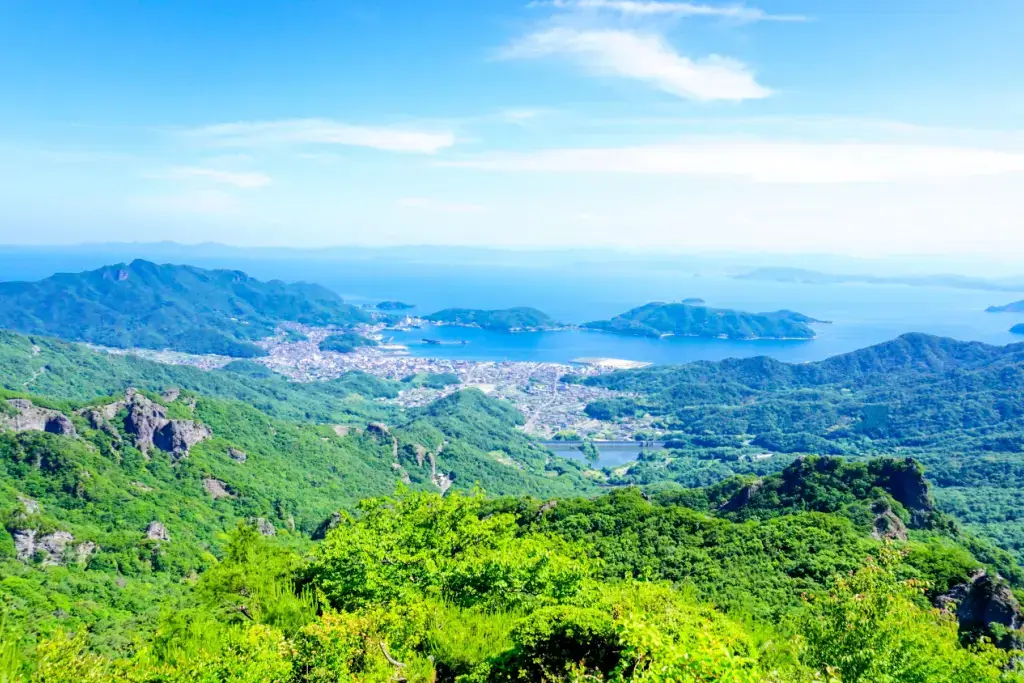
[186, 119, 455, 154]
[160, 166, 272, 188]
[501, 28, 771, 101]
[534, 0, 807, 22]
[442, 141, 1024, 183]
[397, 197, 488, 214]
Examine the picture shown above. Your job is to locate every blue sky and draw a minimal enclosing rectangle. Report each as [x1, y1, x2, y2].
[2, 0, 1023, 255]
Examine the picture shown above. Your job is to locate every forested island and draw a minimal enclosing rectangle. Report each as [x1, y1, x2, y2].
[1012, 324, 1024, 335]
[375, 300, 415, 311]
[740, 266, 1024, 292]
[583, 301, 824, 340]
[424, 306, 558, 332]
[0, 260, 368, 358]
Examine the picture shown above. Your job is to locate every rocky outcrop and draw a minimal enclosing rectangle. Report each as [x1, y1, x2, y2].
[938, 571, 1024, 648]
[16, 493, 39, 515]
[367, 422, 391, 437]
[312, 511, 343, 540]
[14, 529, 75, 566]
[1, 399, 77, 437]
[153, 420, 212, 460]
[122, 389, 210, 460]
[332, 425, 350, 437]
[146, 521, 170, 541]
[871, 503, 909, 541]
[161, 388, 181, 403]
[249, 517, 276, 536]
[203, 478, 234, 500]
[719, 480, 763, 513]
[228, 448, 248, 463]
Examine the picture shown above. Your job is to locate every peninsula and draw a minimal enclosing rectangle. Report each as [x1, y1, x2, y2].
[0, 260, 368, 357]
[987, 300, 1024, 313]
[582, 301, 824, 340]
[423, 306, 558, 332]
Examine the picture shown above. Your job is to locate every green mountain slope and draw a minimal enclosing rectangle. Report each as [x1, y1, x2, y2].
[582, 302, 822, 339]
[0, 260, 368, 357]
[424, 307, 557, 331]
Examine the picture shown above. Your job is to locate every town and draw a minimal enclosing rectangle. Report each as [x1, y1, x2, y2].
[95, 323, 658, 441]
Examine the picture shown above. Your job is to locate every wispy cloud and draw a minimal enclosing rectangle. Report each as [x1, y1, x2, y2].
[186, 119, 456, 154]
[441, 141, 1024, 183]
[158, 166, 272, 188]
[397, 197, 488, 214]
[133, 190, 243, 216]
[501, 28, 771, 101]
[532, 0, 807, 22]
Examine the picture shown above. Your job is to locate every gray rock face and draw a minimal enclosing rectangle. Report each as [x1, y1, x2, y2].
[203, 478, 233, 499]
[1, 399, 77, 437]
[938, 571, 1024, 647]
[14, 529, 76, 566]
[312, 511, 343, 540]
[17, 493, 39, 515]
[161, 388, 181, 403]
[720, 479, 764, 512]
[228, 447, 248, 463]
[249, 517, 276, 536]
[871, 503, 909, 541]
[146, 521, 170, 541]
[122, 389, 210, 460]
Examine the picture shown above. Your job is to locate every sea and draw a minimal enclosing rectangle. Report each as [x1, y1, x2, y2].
[297, 261, 1024, 366]
[3, 250, 1024, 366]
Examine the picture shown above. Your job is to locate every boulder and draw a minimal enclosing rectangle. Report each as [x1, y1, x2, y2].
[203, 478, 234, 500]
[249, 517, 276, 536]
[937, 571, 1024, 648]
[146, 521, 170, 541]
[228, 447, 248, 463]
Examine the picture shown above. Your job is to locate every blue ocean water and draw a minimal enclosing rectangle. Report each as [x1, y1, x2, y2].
[300, 262, 1024, 365]
[2, 252, 1023, 365]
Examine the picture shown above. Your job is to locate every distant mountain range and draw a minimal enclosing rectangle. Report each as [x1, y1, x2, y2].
[423, 307, 558, 332]
[0, 260, 368, 357]
[738, 267, 1024, 293]
[582, 302, 825, 340]
[988, 300, 1024, 313]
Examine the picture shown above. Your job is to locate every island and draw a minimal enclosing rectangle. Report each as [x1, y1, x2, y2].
[319, 331, 379, 353]
[739, 267, 1024, 293]
[681, 297, 705, 305]
[375, 300, 415, 311]
[1012, 324, 1024, 335]
[582, 302, 825, 340]
[987, 300, 1024, 313]
[423, 307, 558, 332]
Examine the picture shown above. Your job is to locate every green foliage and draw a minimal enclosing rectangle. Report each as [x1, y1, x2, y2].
[424, 307, 557, 331]
[582, 302, 819, 340]
[318, 332, 379, 354]
[402, 372, 461, 389]
[0, 260, 368, 357]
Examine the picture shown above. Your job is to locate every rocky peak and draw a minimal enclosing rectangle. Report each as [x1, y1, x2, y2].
[122, 389, 210, 460]
[1, 399, 76, 437]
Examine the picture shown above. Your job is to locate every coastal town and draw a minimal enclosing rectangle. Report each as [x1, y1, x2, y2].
[96, 321, 658, 441]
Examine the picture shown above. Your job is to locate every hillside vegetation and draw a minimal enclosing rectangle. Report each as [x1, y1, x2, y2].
[0, 260, 368, 357]
[582, 302, 822, 340]
[424, 307, 558, 332]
